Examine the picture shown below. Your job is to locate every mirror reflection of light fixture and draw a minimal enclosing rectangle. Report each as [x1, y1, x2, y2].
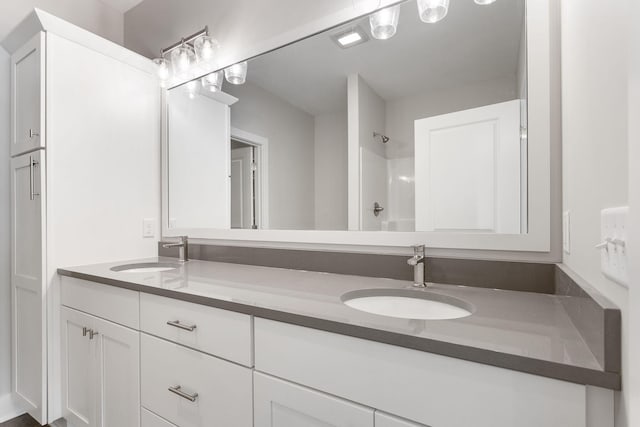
[224, 62, 248, 85]
[369, 5, 400, 40]
[194, 34, 219, 64]
[474, 0, 497, 4]
[185, 80, 198, 99]
[202, 71, 223, 92]
[417, 0, 450, 23]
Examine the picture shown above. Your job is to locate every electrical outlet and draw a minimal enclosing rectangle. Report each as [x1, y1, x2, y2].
[563, 211, 571, 254]
[143, 218, 156, 238]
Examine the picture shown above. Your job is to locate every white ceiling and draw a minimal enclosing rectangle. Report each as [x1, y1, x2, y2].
[98, 0, 144, 13]
[237, 0, 525, 116]
[0, 0, 142, 45]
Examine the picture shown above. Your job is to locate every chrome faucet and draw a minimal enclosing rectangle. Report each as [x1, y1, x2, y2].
[407, 244, 427, 287]
[161, 236, 189, 262]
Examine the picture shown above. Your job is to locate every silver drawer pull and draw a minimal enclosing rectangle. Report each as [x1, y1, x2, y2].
[166, 320, 197, 331]
[29, 129, 40, 138]
[168, 385, 198, 402]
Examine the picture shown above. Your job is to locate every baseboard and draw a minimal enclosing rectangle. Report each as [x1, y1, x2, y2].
[50, 418, 67, 427]
[0, 392, 28, 423]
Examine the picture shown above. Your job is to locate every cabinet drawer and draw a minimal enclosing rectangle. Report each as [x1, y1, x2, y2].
[61, 276, 139, 329]
[254, 372, 374, 427]
[141, 408, 177, 427]
[254, 318, 587, 427]
[140, 292, 252, 366]
[141, 333, 252, 427]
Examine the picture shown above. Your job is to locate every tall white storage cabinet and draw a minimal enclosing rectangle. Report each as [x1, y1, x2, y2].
[7, 10, 161, 424]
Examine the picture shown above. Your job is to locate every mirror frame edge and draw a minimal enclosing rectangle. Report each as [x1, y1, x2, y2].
[161, 0, 558, 254]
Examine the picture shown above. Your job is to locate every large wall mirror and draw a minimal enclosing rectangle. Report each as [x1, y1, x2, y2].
[163, 0, 554, 251]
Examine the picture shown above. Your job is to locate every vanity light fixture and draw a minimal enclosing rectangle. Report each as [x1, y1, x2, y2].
[331, 26, 369, 48]
[224, 61, 248, 85]
[202, 70, 223, 92]
[152, 26, 213, 87]
[417, 0, 450, 23]
[369, 5, 400, 40]
[474, 0, 497, 4]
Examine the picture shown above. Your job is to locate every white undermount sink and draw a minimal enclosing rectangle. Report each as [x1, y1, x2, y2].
[110, 262, 181, 273]
[341, 288, 473, 320]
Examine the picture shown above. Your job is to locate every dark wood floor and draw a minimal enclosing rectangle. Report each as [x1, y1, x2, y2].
[0, 414, 47, 427]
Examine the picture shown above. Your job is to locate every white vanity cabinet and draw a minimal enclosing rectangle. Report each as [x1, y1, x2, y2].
[8, 10, 160, 423]
[254, 372, 374, 427]
[61, 307, 140, 427]
[11, 33, 45, 156]
[10, 148, 46, 422]
[59, 276, 613, 427]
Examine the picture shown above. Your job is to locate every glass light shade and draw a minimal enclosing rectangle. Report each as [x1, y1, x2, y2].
[202, 71, 223, 92]
[224, 62, 248, 85]
[417, 0, 450, 23]
[185, 80, 199, 99]
[194, 35, 219, 63]
[474, 0, 497, 4]
[171, 44, 195, 76]
[369, 5, 400, 40]
[152, 57, 171, 85]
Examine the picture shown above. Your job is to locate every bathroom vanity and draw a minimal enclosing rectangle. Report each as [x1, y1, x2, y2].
[57, 259, 619, 427]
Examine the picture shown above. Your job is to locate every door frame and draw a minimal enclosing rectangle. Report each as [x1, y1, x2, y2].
[231, 127, 270, 229]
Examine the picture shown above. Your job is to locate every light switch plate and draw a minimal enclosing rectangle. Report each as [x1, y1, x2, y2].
[143, 218, 156, 238]
[563, 211, 571, 254]
[600, 207, 629, 287]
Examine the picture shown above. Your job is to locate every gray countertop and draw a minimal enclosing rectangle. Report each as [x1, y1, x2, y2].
[57, 257, 621, 389]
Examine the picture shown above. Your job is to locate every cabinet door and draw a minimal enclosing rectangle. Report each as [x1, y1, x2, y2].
[254, 372, 374, 427]
[61, 307, 97, 427]
[11, 32, 44, 156]
[375, 412, 427, 427]
[11, 150, 46, 423]
[94, 316, 140, 427]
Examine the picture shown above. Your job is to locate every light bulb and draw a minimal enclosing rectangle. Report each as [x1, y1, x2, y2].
[474, 0, 497, 4]
[369, 5, 400, 40]
[202, 71, 223, 92]
[152, 57, 170, 85]
[186, 80, 199, 99]
[194, 35, 219, 64]
[417, 0, 449, 23]
[224, 62, 248, 85]
[171, 44, 195, 76]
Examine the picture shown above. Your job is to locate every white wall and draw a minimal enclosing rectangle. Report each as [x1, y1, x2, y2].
[355, 76, 387, 231]
[0, 47, 11, 406]
[226, 81, 315, 230]
[626, 1, 640, 425]
[0, 0, 124, 46]
[385, 75, 518, 160]
[628, 0, 640, 421]
[561, 0, 630, 425]
[314, 110, 348, 230]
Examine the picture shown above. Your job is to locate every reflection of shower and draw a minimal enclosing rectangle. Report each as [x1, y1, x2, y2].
[373, 131, 390, 143]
